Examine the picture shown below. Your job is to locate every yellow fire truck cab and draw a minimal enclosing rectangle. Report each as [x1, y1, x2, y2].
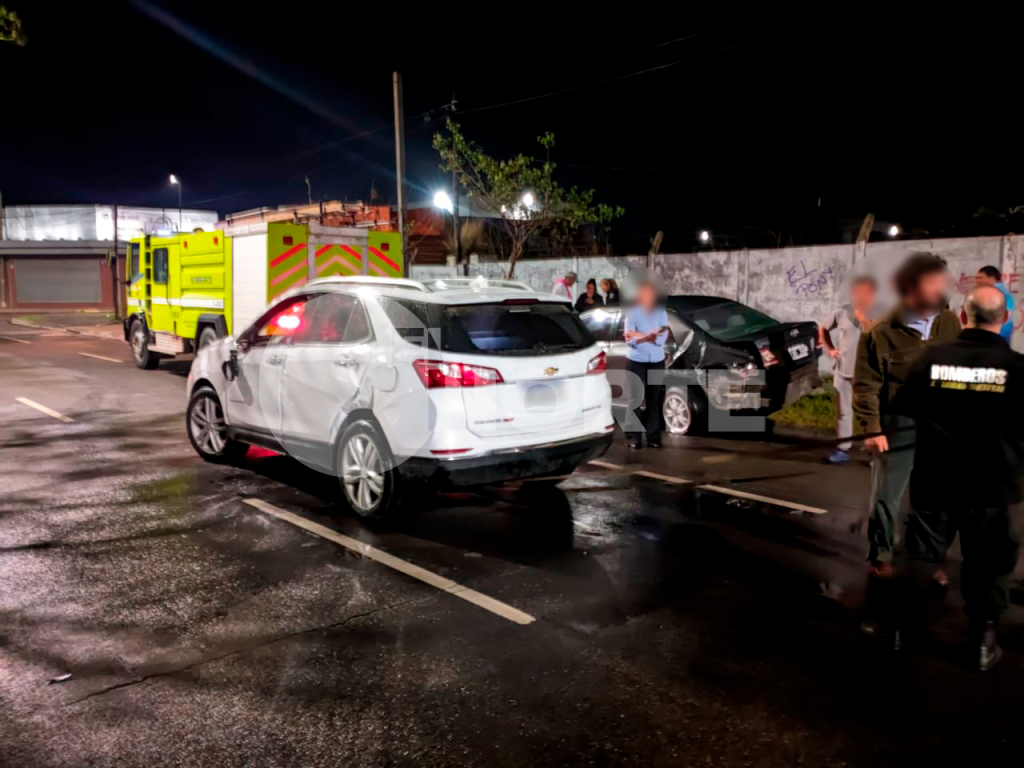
[123, 221, 402, 369]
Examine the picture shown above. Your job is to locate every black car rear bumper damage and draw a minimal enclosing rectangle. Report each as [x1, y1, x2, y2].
[398, 431, 614, 487]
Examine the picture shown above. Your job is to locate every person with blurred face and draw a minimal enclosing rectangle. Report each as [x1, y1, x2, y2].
[600, 278, 621, 306]
[854, 253, 961, 583]
[819, 275, 878, 463]
[624, 280, 669, 449]
[889, 285, 1022, 670]
[575, 278, 604, 313]
[974, 265, 1015, 340]
[552, 271, 577, 302]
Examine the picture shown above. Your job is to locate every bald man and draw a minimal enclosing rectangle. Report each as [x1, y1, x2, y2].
[885, 285, 1024, 670]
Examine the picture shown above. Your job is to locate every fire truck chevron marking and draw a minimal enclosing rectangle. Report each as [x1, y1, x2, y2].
[368, 246, 399, 273]
[269, 242, 308, 268]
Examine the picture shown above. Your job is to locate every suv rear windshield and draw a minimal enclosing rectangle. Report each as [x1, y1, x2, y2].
[680, 300, 779, 341]
[380, 298, 594, 356]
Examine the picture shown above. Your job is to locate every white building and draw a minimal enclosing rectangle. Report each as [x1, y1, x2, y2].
[0, 204, 218, 311]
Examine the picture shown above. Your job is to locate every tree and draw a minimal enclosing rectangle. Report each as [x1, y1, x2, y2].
[433, 119, 622, 278]
[0, 6, 25, 45]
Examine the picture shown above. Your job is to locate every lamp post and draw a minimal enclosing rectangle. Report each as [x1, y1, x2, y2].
[169, 174, 182, 232]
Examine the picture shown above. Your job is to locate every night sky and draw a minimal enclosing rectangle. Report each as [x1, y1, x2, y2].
[1, 4, 1019, 252]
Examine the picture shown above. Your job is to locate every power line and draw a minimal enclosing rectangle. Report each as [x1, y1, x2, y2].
[459, 41, 749, 115]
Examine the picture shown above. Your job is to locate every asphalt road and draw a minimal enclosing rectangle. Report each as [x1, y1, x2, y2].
[2, 321, 1023, 767]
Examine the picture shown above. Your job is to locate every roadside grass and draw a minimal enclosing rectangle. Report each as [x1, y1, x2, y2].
[13, 314, 47, 325]
[768, 377, 837, 431]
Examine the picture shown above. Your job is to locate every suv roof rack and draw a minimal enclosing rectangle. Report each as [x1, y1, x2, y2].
[306, 276, 430, 293]
[423, 276, 532, 292]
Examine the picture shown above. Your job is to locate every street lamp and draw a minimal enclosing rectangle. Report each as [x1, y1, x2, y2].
[433, 188, 464, 274]
[520, 191, 535, 209]
[698, 230, 711, 244]
[432, 189, 453, 214]
[887, 224, 900, 237]
[169, 174, 182, 232]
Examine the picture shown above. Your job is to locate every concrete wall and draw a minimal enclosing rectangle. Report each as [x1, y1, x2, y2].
[412, 235, 1024, 353]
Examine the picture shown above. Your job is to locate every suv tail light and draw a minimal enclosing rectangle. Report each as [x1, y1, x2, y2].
[587, 351, 607, 375]
[755, 338, 779, 367]
[412, 359, 504, 388]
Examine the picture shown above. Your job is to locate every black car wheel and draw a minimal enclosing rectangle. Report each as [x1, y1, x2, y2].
[662, 385, 706, 435]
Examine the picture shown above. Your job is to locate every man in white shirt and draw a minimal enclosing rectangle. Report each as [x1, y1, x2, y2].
[552, 271, 577, 302]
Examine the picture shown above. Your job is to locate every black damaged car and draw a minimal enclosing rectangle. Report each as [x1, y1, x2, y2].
[580, 296, 821, 435]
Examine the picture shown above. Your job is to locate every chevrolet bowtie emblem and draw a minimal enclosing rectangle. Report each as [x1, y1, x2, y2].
[544, 367, 559, 376]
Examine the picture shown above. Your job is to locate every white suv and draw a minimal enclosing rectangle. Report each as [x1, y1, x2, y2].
[185, 276, 614, 517]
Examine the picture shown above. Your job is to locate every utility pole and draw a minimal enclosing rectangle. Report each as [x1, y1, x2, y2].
[392, 72, 409, 277]
[112, 203, 121, 320]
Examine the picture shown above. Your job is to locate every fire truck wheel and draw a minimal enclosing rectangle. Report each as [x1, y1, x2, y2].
[187, 386, 247, 463]
[130, 320, 159, 370]
[197, 326, 218, 350]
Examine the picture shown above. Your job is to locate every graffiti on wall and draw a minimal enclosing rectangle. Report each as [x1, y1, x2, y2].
[786, 261, 834, 295]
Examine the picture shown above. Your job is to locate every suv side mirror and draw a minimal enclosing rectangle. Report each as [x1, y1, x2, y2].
[223, 345, 241, 381]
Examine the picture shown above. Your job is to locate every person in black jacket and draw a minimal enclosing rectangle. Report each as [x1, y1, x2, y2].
[575, 278, 604, 313]
[891, 285, 1023, 670]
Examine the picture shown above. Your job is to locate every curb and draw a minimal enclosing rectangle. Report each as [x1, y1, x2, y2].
[10, 318, 62, 331]
[9, 317, 123, 342]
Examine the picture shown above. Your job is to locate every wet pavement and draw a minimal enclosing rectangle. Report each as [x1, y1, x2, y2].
[2, 320, 1024, 767]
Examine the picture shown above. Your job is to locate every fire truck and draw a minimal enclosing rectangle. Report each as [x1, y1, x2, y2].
[123, 221, 402, 369]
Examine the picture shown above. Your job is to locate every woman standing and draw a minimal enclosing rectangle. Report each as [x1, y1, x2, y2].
[600, 278, 621, 306]
[575, 278, 605, 313]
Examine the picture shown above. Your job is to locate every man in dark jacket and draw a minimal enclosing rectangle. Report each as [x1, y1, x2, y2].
[854, 253, 961, 570]
[892, 285, 1023, 670]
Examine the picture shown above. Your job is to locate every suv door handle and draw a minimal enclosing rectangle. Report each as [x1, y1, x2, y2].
[334, 358, 358, 368]
[266, 355, 284, 366]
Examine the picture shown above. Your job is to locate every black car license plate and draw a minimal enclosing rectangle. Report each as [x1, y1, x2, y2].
[788, 342, 809, 360]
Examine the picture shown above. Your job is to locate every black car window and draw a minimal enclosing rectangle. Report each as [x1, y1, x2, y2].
[682, 300, 779, 342]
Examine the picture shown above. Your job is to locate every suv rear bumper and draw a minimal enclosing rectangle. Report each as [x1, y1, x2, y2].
[398, 431, 613, 487]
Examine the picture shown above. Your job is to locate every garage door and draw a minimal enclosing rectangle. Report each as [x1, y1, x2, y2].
[13, 258, 102, 304]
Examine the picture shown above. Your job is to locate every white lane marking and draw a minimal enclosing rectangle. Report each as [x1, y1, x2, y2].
[588, 459, 624, 470]
[0, 335, 31, 344]
[634, 469, 692, 485]
[78, 352, 123, 364]
[14, 397, 74, 423]
[696, 484, 828, 516]
[242, 498, 536, 625]
[586, 458, 828, 514]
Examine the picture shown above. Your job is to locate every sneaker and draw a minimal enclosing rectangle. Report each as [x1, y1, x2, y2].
[827, 449, 850, 464]
[973, 621, 1003, 672]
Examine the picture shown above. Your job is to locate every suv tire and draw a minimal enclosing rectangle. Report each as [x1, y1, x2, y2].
[337, 419, 400, 519]
[187, 386, 247, 463]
